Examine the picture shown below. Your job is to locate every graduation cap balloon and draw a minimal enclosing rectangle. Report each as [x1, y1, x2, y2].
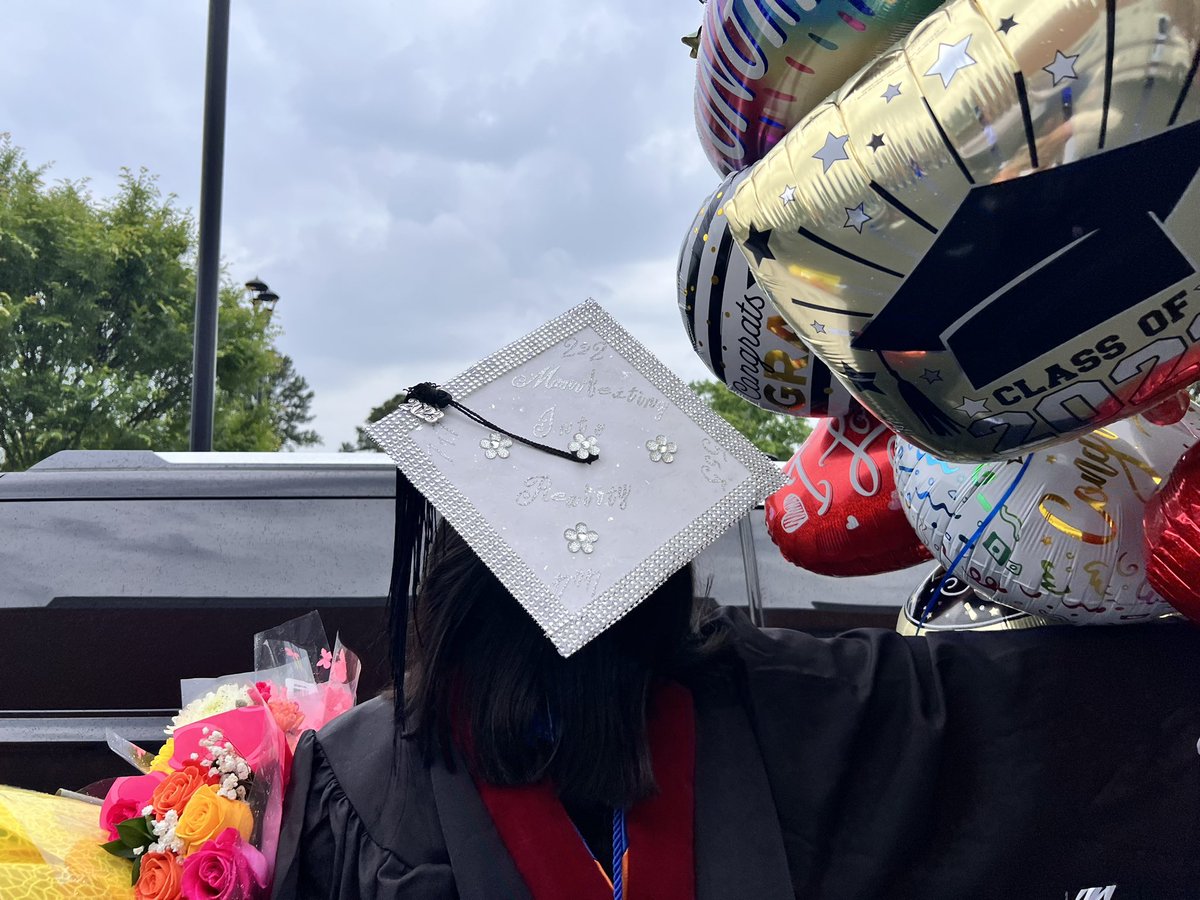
[366, 300, 784, 656]
[722, 0, 1200, 461]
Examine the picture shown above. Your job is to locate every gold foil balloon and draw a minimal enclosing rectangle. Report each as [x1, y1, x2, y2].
[694, 0, 946, 173]
[723, 0, 1200, 461]
[891, 410, 1200, 622]
[678, 171, 857, 418]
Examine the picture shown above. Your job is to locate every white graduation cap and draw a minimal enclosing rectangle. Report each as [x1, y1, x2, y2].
[367, 299, 784, 656]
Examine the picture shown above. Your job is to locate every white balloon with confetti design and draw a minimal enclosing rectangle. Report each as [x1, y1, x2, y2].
[890, 410, 1200, 623]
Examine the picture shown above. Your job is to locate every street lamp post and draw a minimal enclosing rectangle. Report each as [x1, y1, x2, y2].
[189, 0, 232, 452]
[245, 277, 280, 317]
[245, 278, 280, 408]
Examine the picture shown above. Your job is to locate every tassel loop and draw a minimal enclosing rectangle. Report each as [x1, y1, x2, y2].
[403, 382, 599, 465]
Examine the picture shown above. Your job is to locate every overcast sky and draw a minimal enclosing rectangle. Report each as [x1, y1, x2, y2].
[2, 0, 718, 448]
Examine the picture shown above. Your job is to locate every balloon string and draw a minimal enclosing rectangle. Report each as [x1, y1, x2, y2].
[918, 455, 1033, 633]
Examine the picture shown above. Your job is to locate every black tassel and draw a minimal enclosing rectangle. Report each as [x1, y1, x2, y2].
[405, 382, 598, 465]
[387, 467, 436, 733]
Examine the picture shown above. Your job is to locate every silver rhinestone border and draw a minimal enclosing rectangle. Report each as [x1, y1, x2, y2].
[366, 298, 786, 656]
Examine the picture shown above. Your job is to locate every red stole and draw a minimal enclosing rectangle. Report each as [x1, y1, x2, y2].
[474, 681, 696, 900]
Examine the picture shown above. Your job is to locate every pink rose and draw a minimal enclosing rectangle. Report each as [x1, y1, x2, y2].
[181, 828, 269, 899]
[99, 772, 166, 840]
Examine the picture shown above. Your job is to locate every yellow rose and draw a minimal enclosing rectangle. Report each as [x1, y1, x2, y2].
[175, 785, 253, 855]
[148, 738, 175, 774]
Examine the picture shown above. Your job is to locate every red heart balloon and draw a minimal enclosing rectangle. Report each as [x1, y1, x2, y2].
[764, 405, 931, 577]
[1144, 441, 1200, 622]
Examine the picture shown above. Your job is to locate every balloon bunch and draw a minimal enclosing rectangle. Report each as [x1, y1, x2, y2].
[678, 0, 945, 425]
[678, 0, 1200, 619]
[714, 0, 1200, 462]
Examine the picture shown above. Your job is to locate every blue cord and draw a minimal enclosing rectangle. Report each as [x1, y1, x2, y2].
[919, 455, 1033, 632]
[612, 807, 627, 900]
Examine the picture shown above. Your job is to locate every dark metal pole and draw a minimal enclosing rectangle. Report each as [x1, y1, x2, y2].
[738, 515, 765, 627]
[189, 0, 231, 451]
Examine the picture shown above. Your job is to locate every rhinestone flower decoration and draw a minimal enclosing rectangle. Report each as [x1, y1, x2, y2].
[646, 435, 677, 463]
[564, 523, 599, 554]
[568, 433, 600, 461]
[480, 432, 512, 460]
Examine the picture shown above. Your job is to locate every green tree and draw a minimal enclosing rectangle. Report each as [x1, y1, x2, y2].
[0, 137, 318, 470]
[689, 379, 811, 459]
[340, 392, 405, 452]
[269, 355, 319, 449]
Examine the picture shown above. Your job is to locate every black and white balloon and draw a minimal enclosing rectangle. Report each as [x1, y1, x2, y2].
[678, 172, 855, 419]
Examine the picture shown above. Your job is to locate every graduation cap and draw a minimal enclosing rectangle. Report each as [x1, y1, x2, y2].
[366, 300, 784, 658]
[853, 119, 1200, 390]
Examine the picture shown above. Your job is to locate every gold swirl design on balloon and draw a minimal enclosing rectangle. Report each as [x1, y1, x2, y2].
[725, 0, 1200, 461]
[1037, 491, 1118, 545]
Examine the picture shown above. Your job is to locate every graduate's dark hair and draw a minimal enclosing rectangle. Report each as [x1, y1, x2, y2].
[396, 520, 727, 808]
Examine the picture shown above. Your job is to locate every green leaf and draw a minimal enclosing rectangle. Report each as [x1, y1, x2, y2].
[100, 838, 137, 859]
[114, 814, 155, 848]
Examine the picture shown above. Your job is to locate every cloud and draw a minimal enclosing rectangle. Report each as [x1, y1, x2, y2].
[1, 0, 721, 448]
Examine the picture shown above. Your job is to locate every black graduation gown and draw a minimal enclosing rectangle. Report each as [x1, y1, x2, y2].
[272, 609, 1200, 899]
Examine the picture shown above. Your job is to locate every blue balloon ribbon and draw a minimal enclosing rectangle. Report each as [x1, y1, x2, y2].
[919, 455, 1033, 632]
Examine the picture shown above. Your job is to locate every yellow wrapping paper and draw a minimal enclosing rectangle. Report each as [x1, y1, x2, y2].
[0, 786, 130, 898]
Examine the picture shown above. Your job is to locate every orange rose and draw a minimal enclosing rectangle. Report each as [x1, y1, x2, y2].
[175, 786, 254, 855]
[135, 851, 183, 900]
[150, 761, 215, 819]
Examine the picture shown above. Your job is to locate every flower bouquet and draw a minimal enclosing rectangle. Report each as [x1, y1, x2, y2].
[89, 612, 360, 899]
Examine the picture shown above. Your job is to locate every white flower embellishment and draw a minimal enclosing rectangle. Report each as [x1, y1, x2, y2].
[646, 435, 677, 463]
[568, 433, 599, 460]
[564, 522, 599, 554]
[480, 432, 512, 460]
